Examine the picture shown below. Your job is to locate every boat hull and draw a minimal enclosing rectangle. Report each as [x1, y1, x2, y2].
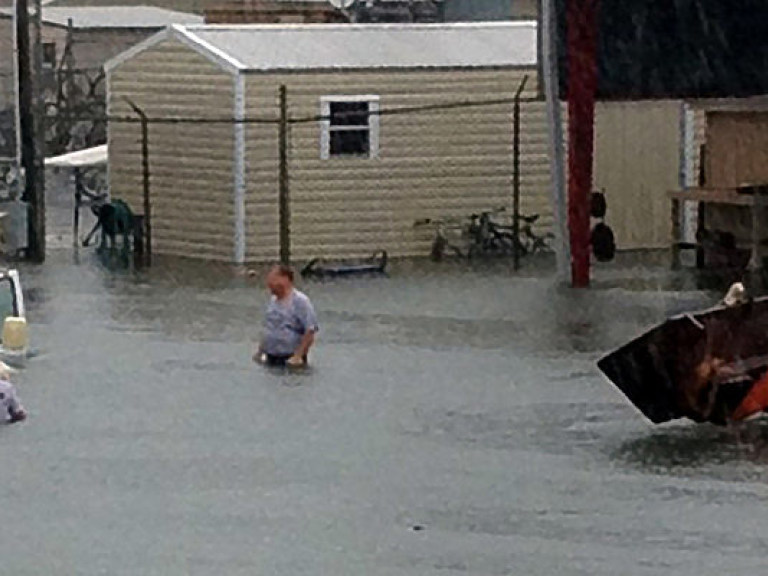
[597, 297, 768, 424]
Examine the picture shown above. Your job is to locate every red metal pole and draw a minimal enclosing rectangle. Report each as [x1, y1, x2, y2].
[566, 0, 599, 287]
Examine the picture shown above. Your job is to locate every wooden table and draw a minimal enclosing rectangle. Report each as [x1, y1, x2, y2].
[669, 187, 768, 270]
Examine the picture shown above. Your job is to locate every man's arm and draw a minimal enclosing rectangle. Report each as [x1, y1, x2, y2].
[289, 295, 318, 364]
[292, 330, 316, 360]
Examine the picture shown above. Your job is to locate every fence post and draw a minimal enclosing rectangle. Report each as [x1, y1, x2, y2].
[73, 166, 81, 247]
[125, 98, 151, 266]
[278, 84, 290, 265]
[513, 75, 529, 271]
[63, 18, 75, 146]
[141, 116, 150, 265]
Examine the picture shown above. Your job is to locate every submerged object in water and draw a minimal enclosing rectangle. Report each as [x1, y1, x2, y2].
[301, 251, 388, 278]
[598, 286, 768, 425]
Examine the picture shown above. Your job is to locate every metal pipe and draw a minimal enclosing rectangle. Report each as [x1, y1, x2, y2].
[541, 0, 570, 282]
[125, 97, 151, 266]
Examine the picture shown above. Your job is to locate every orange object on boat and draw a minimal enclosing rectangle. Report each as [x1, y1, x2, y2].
[732, 370, 768, 421]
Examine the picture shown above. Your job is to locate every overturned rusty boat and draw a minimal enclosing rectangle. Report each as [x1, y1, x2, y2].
[598, 284, 768, 425]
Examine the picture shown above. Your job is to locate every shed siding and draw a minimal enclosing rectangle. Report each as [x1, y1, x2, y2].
[592, 100, 682, 250]
[243, 68, 547, 261]
[108, 38, 236, 261]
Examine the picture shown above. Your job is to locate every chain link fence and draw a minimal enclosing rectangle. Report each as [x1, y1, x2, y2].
[74, 79, 553, 265]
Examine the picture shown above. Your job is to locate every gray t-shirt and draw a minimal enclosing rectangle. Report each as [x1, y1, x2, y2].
[262, 290, 319, 357]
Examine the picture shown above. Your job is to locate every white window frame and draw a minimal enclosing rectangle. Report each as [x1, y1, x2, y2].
[320, 95, 380, 160]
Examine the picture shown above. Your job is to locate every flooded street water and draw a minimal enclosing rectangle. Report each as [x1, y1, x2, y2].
[2, 247, 768, 575]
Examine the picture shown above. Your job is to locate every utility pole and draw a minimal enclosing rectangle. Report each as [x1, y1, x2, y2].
[31, 0, 45, 261]
[566, 0, 599, 287]
[16, 0, 35, 222]
[11, 0, 22, 184]
[16, 0, 45, 261]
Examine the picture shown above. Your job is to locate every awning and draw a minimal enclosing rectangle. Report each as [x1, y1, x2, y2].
[45, 145, 107, 169]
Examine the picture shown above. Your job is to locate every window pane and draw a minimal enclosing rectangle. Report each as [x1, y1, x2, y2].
[330, 129, 370, 156]
[330, 102, 370, 127]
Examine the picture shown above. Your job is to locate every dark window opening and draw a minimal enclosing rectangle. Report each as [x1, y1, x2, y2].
[330, 130, 370, 156]
[330, 101, 370, 127]
[328, 101, 372, 157]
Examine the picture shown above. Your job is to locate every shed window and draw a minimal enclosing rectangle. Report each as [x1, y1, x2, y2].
[320, 96, 380, 159]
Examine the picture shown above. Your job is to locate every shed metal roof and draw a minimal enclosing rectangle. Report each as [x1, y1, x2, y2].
[0, 6, 203, 29]
[107, 22, 538, 74]
[183, 22, 537, 71]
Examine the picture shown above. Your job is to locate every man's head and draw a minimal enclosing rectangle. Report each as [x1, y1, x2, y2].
[266, 264, 295, 298]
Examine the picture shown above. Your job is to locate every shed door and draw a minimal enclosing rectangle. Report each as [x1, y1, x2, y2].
[593, 101, 682, 250]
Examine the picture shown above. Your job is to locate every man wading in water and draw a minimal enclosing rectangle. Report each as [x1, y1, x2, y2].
[0, 362, 26, 424]
[253, 265, 319, 368]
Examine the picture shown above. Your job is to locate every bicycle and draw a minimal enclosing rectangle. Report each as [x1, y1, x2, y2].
[515, 213, 554, 256]
[414, 216, 468, 261]
[467, 211, 511, 257]
[467, 208, 553, 259]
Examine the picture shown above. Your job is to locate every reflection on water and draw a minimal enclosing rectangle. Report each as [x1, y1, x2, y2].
[612, 420, 768, 480]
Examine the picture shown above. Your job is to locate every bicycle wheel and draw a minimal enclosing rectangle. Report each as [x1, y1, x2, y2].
[491, 233, 514, 256]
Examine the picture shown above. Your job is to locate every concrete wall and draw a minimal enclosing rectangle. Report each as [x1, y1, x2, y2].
[108, 38, 237, 261]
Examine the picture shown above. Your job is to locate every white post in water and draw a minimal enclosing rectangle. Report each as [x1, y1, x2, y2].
[541, 0, 570, 282]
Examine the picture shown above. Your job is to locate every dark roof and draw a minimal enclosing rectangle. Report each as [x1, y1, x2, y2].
[444, 0, 511, 21]
[46, 0, 204, 13]
[556, 0, 768, 99]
